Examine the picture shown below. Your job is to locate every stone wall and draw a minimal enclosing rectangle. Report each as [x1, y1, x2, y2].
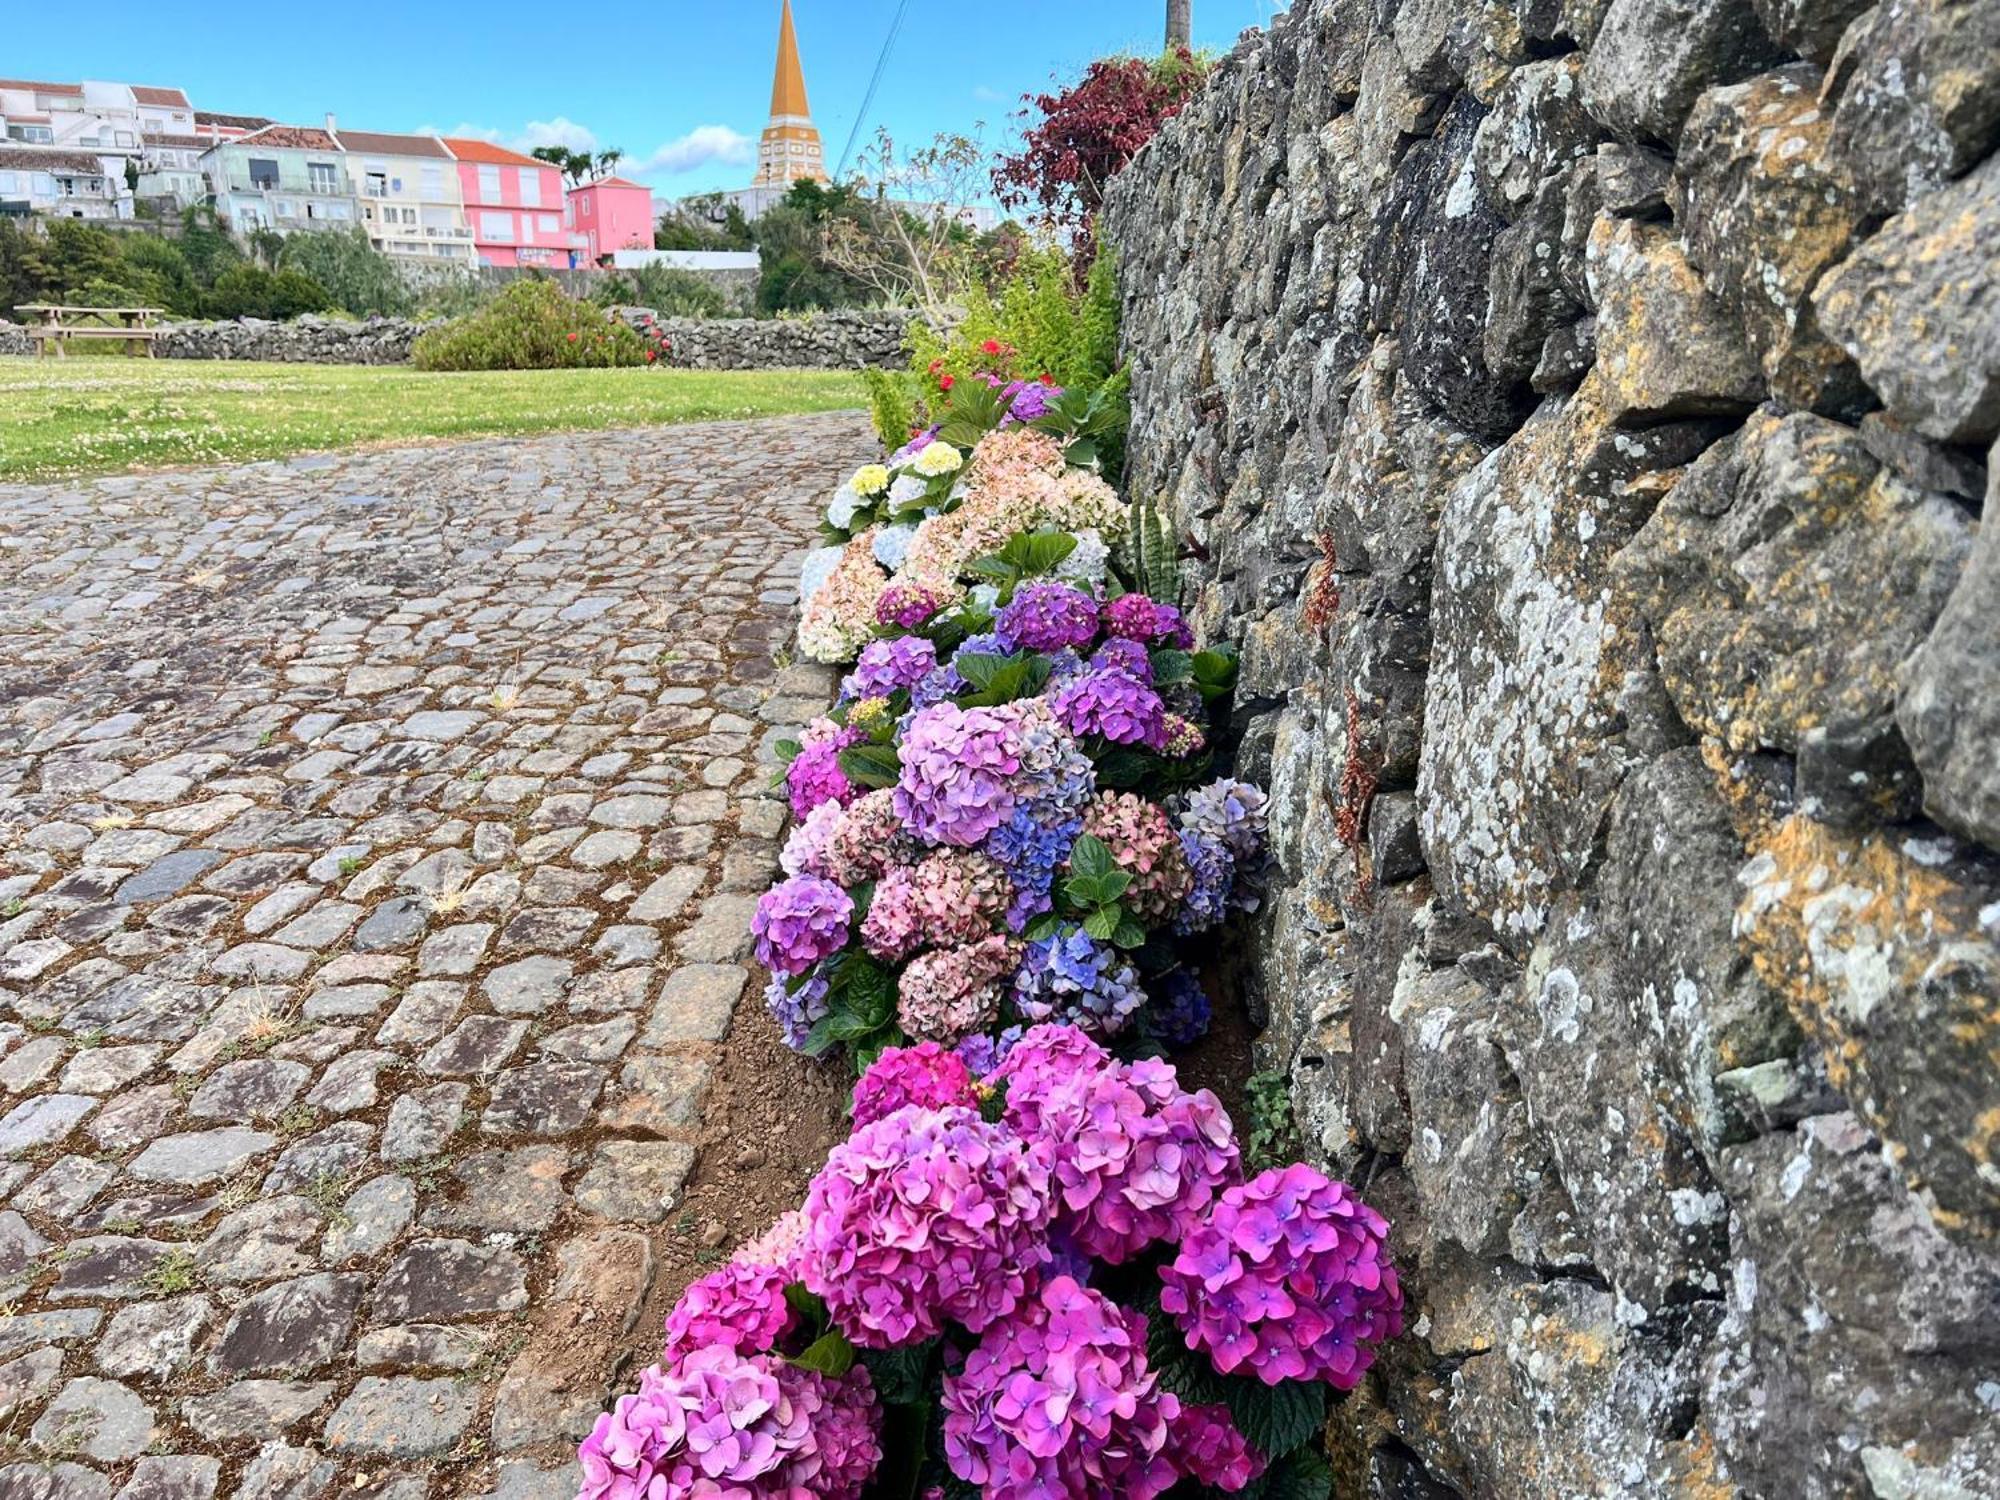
[0, 320, 30, 357]
[155, 315, 434, 364]
[1105, 2, 1998, 1496]
[611, 308, 914, 371]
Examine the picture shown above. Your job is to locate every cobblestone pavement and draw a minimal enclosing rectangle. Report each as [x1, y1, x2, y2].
[0, 414, 869, 1500]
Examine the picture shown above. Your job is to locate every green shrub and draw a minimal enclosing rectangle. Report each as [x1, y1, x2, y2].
[204, 265, 334, 320]
[592, 262, 734, 319]
[278, 228, 412, 317]
[862, 367, 921, 452]
[411, 278, 647, 371]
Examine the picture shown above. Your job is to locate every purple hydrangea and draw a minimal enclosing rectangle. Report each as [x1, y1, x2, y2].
[752, 876, 853, 978]
[988, 1023, 1116, 1136]
[801, 1104, 1051, 1348]
[766, 970, 831, 1051]
[850, 1041, 978, 1131]
[1144, 970, 1213, 1051]
[953, 628, 1019, 663]
[955, 1026, 1024, 1081]
[577, 1350, 881, 1500]
[1103, 593, 1195, 648]
[661, 1260, 797, 1364]
[1179, 778, 1270, 862]
[1175, 827, 1236, 935]
[1091, 636, 1154, 682]
[1169, 1404, 1265, 1492]
[940, 1275, 1181, 1500]
[843, 636, 938, 700]
[875, 583, 944, 630]
[1159, 1163, 1404, 1388]
[787, 724, 866, 821]
[1050, 668, 1169, 750]
[1001, 376, 1063, 425]
[890, 425, 941, 464]
[1012, 926, 1148, 1037]
[1013, 1055, 1241, 1265]
[893, 703, 1021, 848]
[997, 581, 1101, 654]
[909, 664, 970, 708]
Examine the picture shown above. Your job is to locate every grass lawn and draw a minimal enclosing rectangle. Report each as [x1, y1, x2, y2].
[0, 357, 868, 482]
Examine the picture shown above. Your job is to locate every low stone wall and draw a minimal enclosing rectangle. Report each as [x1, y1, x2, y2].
[0, 319, 31, 357]
[154, 315, 436, 365]
[1106, 0, 1998, 1495]
[611, 308, 915, 371]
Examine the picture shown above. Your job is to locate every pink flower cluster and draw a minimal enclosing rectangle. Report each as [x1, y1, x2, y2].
[876, 582, 945, 629]
[861, 851, 1012, 960]
[1103, 592, 1195, 648]
[799, 530, 889, 663]
[661, 1261, 797, 1365]
[941, 1276, 1181, 1500]
[786, 720, 865, 820]
[1170, 1404, 1266, 1490]
[850, 1041, 978, 1130]
[1079, 791, 1194, 922]
[897, 934, 1022, 1040]
[893, 703, 1021, 848]
[577, 1350, 880, 1500]
[802, 1104, 1051, 1347]
[751, 875, 853, 977]
[1159, 1163, 1405, 1388]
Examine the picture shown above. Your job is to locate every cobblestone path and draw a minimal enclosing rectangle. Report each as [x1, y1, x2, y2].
[0, 414, 869, 1500]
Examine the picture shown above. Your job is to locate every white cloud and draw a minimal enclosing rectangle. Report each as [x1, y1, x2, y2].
[971, 85, 1007, 104]
[515, 117, 601, 154]
[633, 125, 755, 178]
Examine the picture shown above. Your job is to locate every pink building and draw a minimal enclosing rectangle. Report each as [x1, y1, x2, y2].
[442, 138, 578, 268]
[567, 176, 654, 265]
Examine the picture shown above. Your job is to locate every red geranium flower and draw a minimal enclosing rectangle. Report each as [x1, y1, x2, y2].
[1040, 372, 1056, 385]
[940, 374, 956, 391]
[566, 332, 579, 343]
[981, 339, 1003, 356]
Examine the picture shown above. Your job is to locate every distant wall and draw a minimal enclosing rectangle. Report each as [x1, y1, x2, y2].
[155, 315, 433, 364]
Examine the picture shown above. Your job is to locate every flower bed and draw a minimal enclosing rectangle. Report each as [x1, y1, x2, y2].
[576, 354, 1403, 1497]
[582, 1027, 1404, 1498]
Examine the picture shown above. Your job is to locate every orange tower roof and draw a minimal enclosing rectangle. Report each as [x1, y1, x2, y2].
[770, 0, 812, 119]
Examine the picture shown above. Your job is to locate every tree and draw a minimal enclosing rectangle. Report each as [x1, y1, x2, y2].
[994, 48, 1211, 250]
[278, 227, 412, 317]
[656, 196, 754, 252]
[0, 219, 51, 319]
[822, 130, 991, 324]
[1168, 0, 1191, 47]
[532, 146, 627, 186]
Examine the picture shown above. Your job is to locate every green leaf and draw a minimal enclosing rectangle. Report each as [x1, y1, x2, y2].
[1068, 833, 1114, 880]
[952, 652, 1014, 690]
[1148, 649, 1193, 685]
[840, 958, 897, 1027]
[783, 1282, 828, 1333]
[837, 742, 902, 789]
[773, 738, 803, 765]
[1111, 916, 1149, 949]
[1241, 1447, 1335, 1500]
[790, 1329, 857, 1377]
[856, 1341, 936, 1407]
[1083, 905, 1121, 941]
[997, 530, 1079, 576]
[1221, 1377, 1328, 1462]
[1192, 646, 1240, 687]
[1024, 913, 1063, 942]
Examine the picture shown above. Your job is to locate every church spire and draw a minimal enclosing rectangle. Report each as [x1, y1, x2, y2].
[770, 0, 812, 120]
[754, 0, 828, 188]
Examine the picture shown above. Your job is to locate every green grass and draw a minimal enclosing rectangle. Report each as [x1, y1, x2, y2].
[0, 357, 867, 481]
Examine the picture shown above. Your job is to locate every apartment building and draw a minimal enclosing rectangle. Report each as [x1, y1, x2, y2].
[0, 80, 206, 217]
[338, 129, 475, 265]
[441, 138, 577, 268]
[567, 176, 654, 265]
[203, 123, 358, 233]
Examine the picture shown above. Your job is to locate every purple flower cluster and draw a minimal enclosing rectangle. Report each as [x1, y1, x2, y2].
[952, 627, 1018, 662]
[1012, 926, 1147, 1037]
[897, 934, 1021, 1041]
[786, 727, 864, 821]
[1103, 593, 1194, 648]
[1170, 1404, 1266, 1491]
[752, 876, 852, 978]
[940, 1276, 1181, 1500]
[843, 636, 937, 700]
[1180, 777, 1270, 861]
[577, 1350, 881, 1500]
[765, 971, 831, 1050]
[988, 1024, 1116, 1135]
[876, 582, 944, 630]
[1050, 666, 1169, 750]
[1090, 636, 1153, 681]
[1144, 970, 1213, 1050]
[850, 1041, 978, 1130]
[998, 581, 1101, 653]
[1175, 827, 1236, 935]
[1017, 1055, 1241, 1265]
[1160, 1163, 1405, 1388]
[893, 703, 1021, 848]
[661, 1261, 796, 1364]
[802, 1104, 1050, 1347]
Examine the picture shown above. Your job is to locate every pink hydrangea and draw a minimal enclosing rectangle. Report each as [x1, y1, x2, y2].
[577, 1350, 881, 1500]
[801, 1104, 1051, 1348]
[1159, 1163, 1404, 1388]
[752, 875, 853, 977]
[787, 723, 865, 820]
[1012, 1055, 1241, 1264]
[875, 582, 944, 629]
[1079, 791, 1194, 923]
[661, 1261, 796, 1365]
[799, 531, 890, 664]
[823, 788, 912, 886]
[987, 1023, 1116, 1134]
[862, 852, 1012, 962]
[860, 865, 926, 962]
[1169, 1404, 1266, 1491]
[893, 703, 1022, 848]
[897, 935, 1022, 1041]
[940, 1275, 1181, 1500]
[780, 799, 846, 879]
[733, 1210, 809, 1277]
[1103, 593, 1195, 648]
[851, 1042, 978, 1130]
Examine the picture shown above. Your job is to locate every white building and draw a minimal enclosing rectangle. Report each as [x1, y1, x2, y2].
[0, 79, 201, 218]
[0, 144, 118, 219]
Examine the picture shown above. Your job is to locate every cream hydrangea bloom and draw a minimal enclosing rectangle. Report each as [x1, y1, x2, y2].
[913, 440, 966, 478]
[850, 463, 892, 496]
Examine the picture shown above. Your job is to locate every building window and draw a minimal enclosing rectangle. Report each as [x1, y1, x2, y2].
[309, 161, 339, 193]
[517, 167, 540, 207]
[539, 213, 559, 233]
[477, 163, 502, 202]
[115, 130, 135, 146]
[479, 210, 515, 242]
[7, 125, 55, 144]
[578, 196, 591, 217]
[365, 169, 387, 197]
[248, 157, 279, 188]
[420, 164, 443, 199]
[327, 201, 351, 220]
[273, 198, 296, 216]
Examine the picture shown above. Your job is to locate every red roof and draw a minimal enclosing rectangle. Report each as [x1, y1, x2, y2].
[132, 86, 191, 108]
[0, 79, 83, 95]
[196, 110, 272, 129]
[235, 123, 341, 151]
[442, 137, 548, 169]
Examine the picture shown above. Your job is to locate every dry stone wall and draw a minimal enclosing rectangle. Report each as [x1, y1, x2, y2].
[1105, 2, 1998, 1496]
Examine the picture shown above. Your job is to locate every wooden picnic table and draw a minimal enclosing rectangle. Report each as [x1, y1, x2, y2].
[19, 304, 166, 358]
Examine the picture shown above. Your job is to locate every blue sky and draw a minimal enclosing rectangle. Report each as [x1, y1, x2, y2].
[6, 2, 1285, 201]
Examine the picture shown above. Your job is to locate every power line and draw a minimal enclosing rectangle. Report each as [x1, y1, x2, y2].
[836, 0, 911, 180]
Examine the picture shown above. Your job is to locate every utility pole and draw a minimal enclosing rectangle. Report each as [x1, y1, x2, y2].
[1167, 0, 1191, 48]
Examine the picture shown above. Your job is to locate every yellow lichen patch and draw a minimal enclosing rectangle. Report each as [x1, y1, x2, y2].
[1737, 813, 2000, 1233]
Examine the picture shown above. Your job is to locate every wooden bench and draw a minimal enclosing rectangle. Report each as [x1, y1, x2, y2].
[19, 304, 166, 358]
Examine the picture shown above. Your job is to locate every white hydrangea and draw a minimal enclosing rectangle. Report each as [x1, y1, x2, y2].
[826, 483, 863, 531]
[1055, 529, 1111, 585]
[798, 545, 844, 608]
[913, 440, 965, 477]
[968, 583, 1001, 613]
[872, 523, 919, 572]
[888, 474, 928, 506]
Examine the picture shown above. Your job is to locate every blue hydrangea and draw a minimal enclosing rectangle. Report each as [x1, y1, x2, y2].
[986, 805, 1083, 930]
[955, 1026, 1023, 1080]
[910, 664, 971, 708]
[1174, 827, 1236, 935]
[766, 969, 831, 1051]
[1012, 926, 1147, 1036]
[953, 628, 1019, 663]
[1144, 970, 1212, 1050]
